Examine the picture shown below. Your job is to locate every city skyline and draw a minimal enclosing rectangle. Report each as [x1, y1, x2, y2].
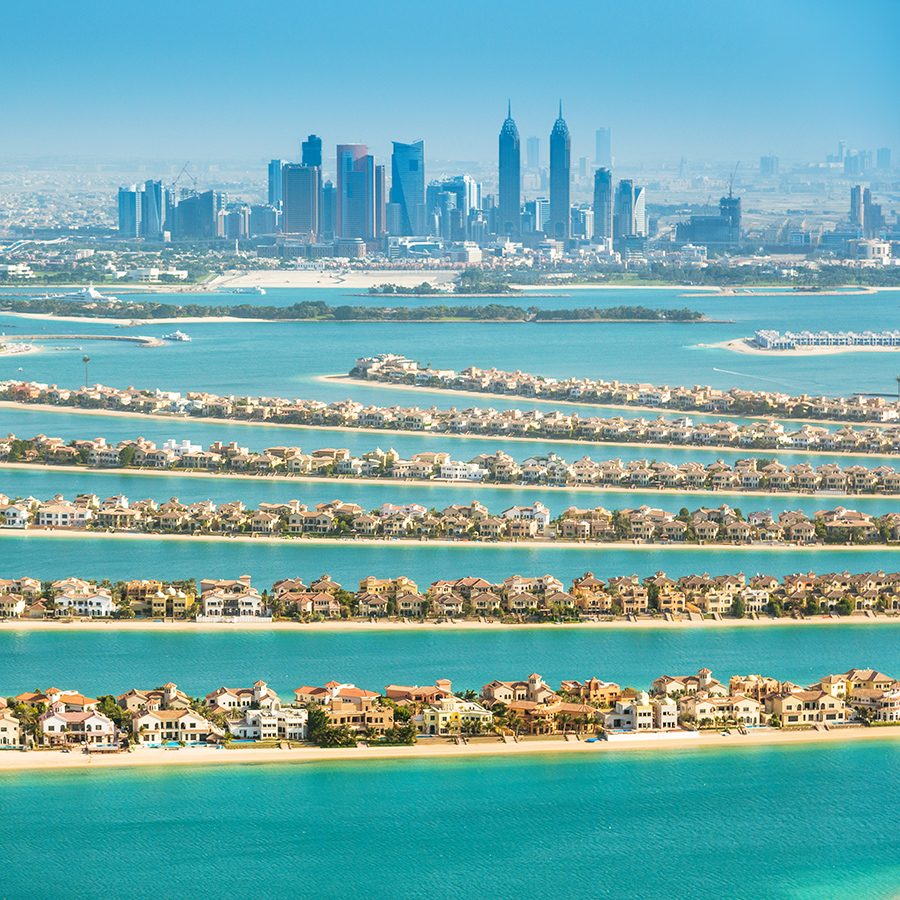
[3, 1, 898, 163]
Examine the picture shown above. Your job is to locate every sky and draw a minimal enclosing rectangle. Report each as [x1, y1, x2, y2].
[3, 0, 899, 166]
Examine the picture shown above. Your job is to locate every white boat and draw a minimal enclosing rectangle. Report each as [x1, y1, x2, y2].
[63, 284, 119, 303]
[230, 286, 266, 295]
[162, 330, 192, 342]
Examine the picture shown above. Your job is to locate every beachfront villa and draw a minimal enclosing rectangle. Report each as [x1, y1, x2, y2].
[133, 709, 223, 744]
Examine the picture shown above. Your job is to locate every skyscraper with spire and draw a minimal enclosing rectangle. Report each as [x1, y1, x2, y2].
[549, 101, 571, 241]
[498, 101, 521, 237]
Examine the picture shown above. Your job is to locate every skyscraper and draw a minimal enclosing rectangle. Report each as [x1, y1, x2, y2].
[613, 179, 635, 240]
[375, 164, 386, 237]
[388, 140, 425, 235]
[595, 127, 612, 167]
[548, 102, 571, 241]
[141, 179, 164, 239]
[268, 159, 285, 208]
[282, 164, 321, 238]
[336, 144, 376, 240]
[876, 147, 891, 171]
[850, 184, 863, 227]
[117, 186, 141, 237]
[526, 136, 540, 170]
[301, 134, 323, 168]
[498, 102, 521, 237]
[321, 180, 337, 239]
[592, 168, 613, 242]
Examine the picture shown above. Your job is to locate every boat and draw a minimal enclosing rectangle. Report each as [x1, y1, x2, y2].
[162, 330, 192, 342]
[62, 284, 119, 303]
[230, 286, 266, 295]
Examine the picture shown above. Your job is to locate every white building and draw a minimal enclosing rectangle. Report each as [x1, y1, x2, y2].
[54, 589, 117, 618]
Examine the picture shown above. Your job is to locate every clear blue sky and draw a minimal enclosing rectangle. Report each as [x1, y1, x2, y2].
[4, 0, 898, 164]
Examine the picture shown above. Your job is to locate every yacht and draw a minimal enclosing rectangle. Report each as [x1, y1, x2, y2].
[231, 286, 266, 295]
[162, 330, 192, 343]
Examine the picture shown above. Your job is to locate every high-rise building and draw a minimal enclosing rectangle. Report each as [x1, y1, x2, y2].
[633, 186, 647, 237]
[141, 179, 164, 239]
[548, 102, 571, 241]
[595, 127, 612, 167]
[117, 186, 141, 237]
[760, 155, 779, 176]
[336, 144, 376, 241]
[282, 164, 321, 238]
[876, 147, 892, 171]
[320, 180, 337, 240]
[675, 192, 741, 246]
[591, 168, 613, 242]
[498, 102, 521, 237]
[268, 159, 286, 208]
[613, 179, 636, 240]
[863, 188, 884, 238]
[301, 134, 323, 168]
[850, 184, 863, 227]
[249, 204, 278, 236]
[526, 136, 540, 170]
[173, 190, 219, 240]
[388, 140, 425, 235]
[375, 164, 386, 237]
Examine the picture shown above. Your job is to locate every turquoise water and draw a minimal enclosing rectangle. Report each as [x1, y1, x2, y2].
[4, 285, 900, 895]
[1, 620, 898, 697]
[1, 745, 898, 899]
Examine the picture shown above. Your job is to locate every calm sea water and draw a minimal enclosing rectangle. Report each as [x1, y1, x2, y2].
[1, 745, 898, 899]
[3, 285, 900, 896]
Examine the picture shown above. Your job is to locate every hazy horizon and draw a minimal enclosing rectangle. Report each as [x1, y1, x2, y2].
[4, 0, 899, 166]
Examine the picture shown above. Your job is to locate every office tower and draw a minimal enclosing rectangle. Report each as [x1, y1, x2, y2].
[863, 188, 884, 238]
[548, 102, 571, 241]
[838, 140, 847, 162]
[220, 208, 248, 241]
[389, 140, 425, 235]
[248, 204, 278, 236]
[375, 164, 386, 237]
[426, 175, 480, 239]
[850, 184, 863, 227]
[282, 164, 321, 238]
[633, 186, 647, 236]
[301, 134, 323, 167]
[321, 180, 336, 239]
[578, 157, 588, 179]
[595, 127, 612, 167]
[498, 101, 521, 237]
[336, 144, 376, 240]
[591, 167, 613, 242]
[613, 179, 635, 239]
[173, 190, 218, 239]
[117, 186, 141, 237]
[268, 159, 285, 208]
[676, 192, 741, 246]
[877, 147, 891, 170]
[571, 207, 593, 240]
[760, 155, 779, 176]
[141, 179, 164, 239]
[526, 136, 540, 170]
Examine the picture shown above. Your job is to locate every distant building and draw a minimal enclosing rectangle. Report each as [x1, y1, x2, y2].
[592, 168, 613, 242]
[267, 159, 285, 208]
[375, 163, 386, 237]
[548, 103, 571, 241]
[141, 179, 164, 240]
[336, 144, 376, 241]
[498, 102, 521, 237]
[850, 184, 864, 227]
[595, 127, 612, 167]
[876, 147, 891, 171]
[117, 186, 141, 237]
[613, 179, 646, 240]
[320, 180, 336, 240]
[675, 193, 741, 247]
[172, 190, 219, 240]
[526, 136, 540, 170]
[760, 155, 779, 176]
[301, 134, 323, 167]
[388, 140, 425, 236]
[248, 204, 278, 236]
[282, 164, 320, 239]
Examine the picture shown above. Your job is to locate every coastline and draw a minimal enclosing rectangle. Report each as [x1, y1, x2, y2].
[0, 727, 896, 774]
[1, 613, 896, 634]
[706, 338, 900, 357]
[5, 460, 900, 502]
[0, 400, 895, 460]
[2, 527, 898, 553]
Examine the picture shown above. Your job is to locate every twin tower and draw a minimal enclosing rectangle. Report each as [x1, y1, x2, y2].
[498, 103, 570, 240]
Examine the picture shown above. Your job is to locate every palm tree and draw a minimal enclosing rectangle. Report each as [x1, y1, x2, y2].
[82, 355, 91, 386]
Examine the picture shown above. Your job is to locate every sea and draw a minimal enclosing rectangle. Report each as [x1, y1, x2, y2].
[0, 284, 898, 898]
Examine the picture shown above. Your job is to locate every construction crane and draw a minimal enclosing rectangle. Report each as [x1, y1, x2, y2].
[170, 161, 197, 195]
[728, 161, 741, 198]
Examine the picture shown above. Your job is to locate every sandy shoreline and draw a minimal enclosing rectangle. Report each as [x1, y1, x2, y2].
[1, 612, 896, 634]
[0, 727, 896, 773]
[0, 400, 895, 461]
[325, 375, 900, 432]
[708, 338, 900, 357]
[5, 460, 899, 502]
[2, 527, 898, 553]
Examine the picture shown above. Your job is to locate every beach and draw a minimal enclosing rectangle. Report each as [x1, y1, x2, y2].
[0, 726, 896, 774]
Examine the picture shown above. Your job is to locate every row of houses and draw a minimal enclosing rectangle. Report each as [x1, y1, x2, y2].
[353, 353, 900, 423]
[3, 667, 895, 749]
[2, 492, 898, 547]
[9, 433, 900, 495]
[4, 380, 900, 456]
[5, 567, 900, 622]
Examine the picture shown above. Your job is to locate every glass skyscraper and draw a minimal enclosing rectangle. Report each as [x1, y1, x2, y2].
[336, 144, 376, 240]
[388, 140, 425, 235]
[268, 159, 285, 208]
[498, 102, 521, 237]
[282, 163, 321, 238]
[592, 167, 613, 242]
[301, 134, 323, 167]
[548, 102, 571, 241]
